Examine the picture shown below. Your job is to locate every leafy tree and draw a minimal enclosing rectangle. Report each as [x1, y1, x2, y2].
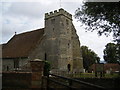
[103, 43, 120, 63]
[116, 44, 120, 63]
[75, 2, 120, 42]
[81, 46, 100, 70]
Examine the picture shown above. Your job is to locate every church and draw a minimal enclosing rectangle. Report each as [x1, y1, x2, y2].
[2, 8, 83, 73]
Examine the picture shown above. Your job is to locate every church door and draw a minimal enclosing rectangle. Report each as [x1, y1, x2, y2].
[67, 64, 71, 72]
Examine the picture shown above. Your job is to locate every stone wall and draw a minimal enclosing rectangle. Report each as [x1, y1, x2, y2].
[2, 58, 28, 71]
[71, 25, 83, 72]
[2, 72, 32, 89]
[2, 59, 44, 90]
[28, 35, 46, 61]
[2, 59, 14, 71]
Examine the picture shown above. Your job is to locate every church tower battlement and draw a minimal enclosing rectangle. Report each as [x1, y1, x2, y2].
[45, 8, 72, 20]
[44, 8, 83, 73]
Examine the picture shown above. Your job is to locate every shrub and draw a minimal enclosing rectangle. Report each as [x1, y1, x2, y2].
[43, 61, 51, 76]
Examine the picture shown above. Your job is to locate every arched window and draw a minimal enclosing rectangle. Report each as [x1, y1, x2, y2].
[68, 43, 70, 48]
[67, 64, 71, 72]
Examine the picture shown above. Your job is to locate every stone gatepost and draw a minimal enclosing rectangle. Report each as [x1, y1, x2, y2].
[30, 59, 44, 89]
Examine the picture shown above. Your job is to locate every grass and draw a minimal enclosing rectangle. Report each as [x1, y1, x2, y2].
[66, 73, 120, 78]
[105, 73, 120, 78]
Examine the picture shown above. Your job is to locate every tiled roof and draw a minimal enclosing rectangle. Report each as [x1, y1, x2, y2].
[104, 63, 120, 71]
[89, 63, 120, 72]
[2, 28, 44, 58]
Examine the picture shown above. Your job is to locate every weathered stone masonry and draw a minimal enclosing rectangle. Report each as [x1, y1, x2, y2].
[44, 8, 83, 73]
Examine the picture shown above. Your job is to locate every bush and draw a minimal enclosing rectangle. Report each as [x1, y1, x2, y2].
[43, 61, 51, 76]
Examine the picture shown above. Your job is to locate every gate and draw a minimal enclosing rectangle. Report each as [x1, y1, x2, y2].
[43, 73, 106, 90]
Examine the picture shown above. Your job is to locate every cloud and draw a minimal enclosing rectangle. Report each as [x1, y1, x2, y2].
[0, 0, 83, 3]
[3, 2, 44, 19]
[75, 25, 113, 60]
[60, 2, 82, 14]
[86, 0, 119, 2]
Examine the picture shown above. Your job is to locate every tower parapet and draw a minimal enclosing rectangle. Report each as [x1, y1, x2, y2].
[45, 8, 72, 20]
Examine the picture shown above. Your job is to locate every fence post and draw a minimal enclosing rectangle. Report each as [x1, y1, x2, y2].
[68, 80, 73, 90]
[46, 74, 49, 90]
[30, 59, 44, 89]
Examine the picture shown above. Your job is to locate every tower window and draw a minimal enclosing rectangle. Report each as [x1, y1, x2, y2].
[45, 53, 47, 60]
[53, 28, 54, 32]
[68, 43, 70, 48]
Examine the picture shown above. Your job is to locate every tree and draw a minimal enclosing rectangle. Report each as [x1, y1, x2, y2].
[116, 44, 120, 63]
[81, 46, 100, 70]
[75, 2, 120, 42]
[103, 43, 120, 63]
[43, 61, 51, 76]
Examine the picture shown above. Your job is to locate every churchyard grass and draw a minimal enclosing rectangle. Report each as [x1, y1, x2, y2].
[67, 73, 119, 78]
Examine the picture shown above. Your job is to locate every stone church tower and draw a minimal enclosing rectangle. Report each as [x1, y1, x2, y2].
[2, 8, 83, 73]
[44, 8, 83, 73]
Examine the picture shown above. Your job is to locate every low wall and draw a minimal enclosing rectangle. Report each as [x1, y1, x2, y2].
[2, 72, 32, 89]
[2, 59, 44, 90]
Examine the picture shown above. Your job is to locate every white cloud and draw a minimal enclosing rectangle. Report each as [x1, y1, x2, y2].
[75, 25, 113, 60]
[86, 0, 119, 2]
[3, 2, 45, 18]
[0, 0, 84, 3]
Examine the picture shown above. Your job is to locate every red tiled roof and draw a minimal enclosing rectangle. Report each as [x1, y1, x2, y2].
[89, 63, 120, 72]
[2, 28, 44, 58]
[104, 63, 120, 71]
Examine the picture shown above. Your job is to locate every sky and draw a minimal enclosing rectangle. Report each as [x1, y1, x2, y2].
[0, 0, 116, 61]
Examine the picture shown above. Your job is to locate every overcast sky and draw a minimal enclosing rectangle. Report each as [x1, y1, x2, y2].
[1, 0, 115, 61]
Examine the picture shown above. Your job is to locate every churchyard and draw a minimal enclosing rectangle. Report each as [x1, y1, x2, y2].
[68, 72, 120, 78]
